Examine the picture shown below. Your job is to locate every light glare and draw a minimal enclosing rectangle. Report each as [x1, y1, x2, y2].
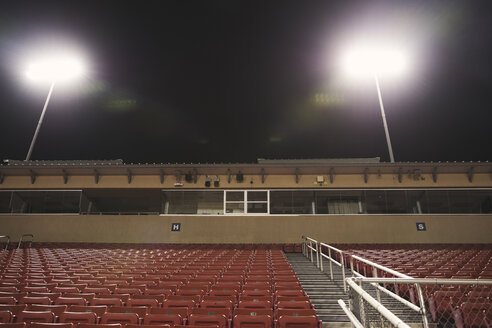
[342, 44, 408, 78]
[26, 55, 85, 82]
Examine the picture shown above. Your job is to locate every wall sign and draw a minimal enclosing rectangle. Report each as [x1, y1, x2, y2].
[416, 222, 426, 231]
[171, 223, 181, 231]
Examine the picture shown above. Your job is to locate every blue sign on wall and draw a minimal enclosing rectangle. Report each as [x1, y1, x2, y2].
[171, 223, 181, 231]
[416, 222, 426, 231]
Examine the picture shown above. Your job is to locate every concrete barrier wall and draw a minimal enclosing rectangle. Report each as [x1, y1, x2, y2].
[1, 214, 491, 244]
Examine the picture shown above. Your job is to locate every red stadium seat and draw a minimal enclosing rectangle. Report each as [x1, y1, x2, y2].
[16, 311, 55, 323]
[0, 298, 16, 306]
[275, 309, 318, 320]
[143, 313, 183, 326]
[276, 301, 311, 310]
[0, 305, 26, 318]
[100, 313, 139, 325]
[54, 298, 86, 307]
[29, 323, 74, 328]
[238, 301, 272, 310]
[107, 307, 148, 318]
[26, 305, 67, 317]
[278, 315, 319, 328]
[59, 312, 97, 324]
[67, 306, 107, 318]
[125, 325, 170, 328]
[89, 299, 122, 307]
[126, 298, 159, 308]
[19, 298, 51, 306]
[162, 299, 195, 311]
[77, 324, 122, 328]
[0, 324, 25, 328]
[191, 309, 232, 320]
[188, 313, 228, 328]
[0, 312, 12, 323]
[233, 314, 273, 328]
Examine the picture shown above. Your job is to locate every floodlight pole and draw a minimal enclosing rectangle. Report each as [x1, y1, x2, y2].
[25, 81, 56, 161]
[374, 74, 395, 163]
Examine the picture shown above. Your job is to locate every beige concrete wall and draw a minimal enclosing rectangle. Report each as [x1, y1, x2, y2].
[1, 173, 491, 189]
[1, 214, 491, 244]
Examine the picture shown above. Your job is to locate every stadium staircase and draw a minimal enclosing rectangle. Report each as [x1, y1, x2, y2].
[285, 252, 427, 327]
[285, 253, 351, 327]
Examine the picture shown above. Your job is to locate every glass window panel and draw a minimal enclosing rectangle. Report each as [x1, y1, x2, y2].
[11, 191, 81, 214]
[406, 190, 427, 213]
[423, 190, 450, 214]
[470, 191, 492, 213]
[0, 191, 12, 213]
[270, 191, 293, 214]
[365, 190, 388, 214]
[448, 190, 472, 214]
[164, 191, 223, 215]
[315, 191, 363, 214]
[385, 190, 408, 213]
[84, 189, 161, 214]
[226, 191, 244, 201]
[226, 203, 244, 214]
[247, 203, 268, 213]
[247, 191, 267, 201]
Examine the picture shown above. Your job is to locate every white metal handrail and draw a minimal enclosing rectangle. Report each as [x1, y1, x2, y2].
[302, 236, 429, 327]
[346, 278, 412, 328]
[352, 277, 492, 285]
[350, 254, 413, 279]
[303, 236, 320, 268]
[0, 235, 10, 250]
[320, 242, 347, 291]
[338, 299, 364, 328]
[17, 234, 34, 249]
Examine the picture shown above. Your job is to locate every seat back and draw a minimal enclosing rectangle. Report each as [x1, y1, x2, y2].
[26, 305, 67, 317]
[19, 297, 51, 306]
[126, 298, 159, 308]
[143, 313, 183, 326]
[100, 313, 139, 325]
[188, 313, 228, 328]
[54, 298, 86, 306]
[0, 298, 16, 306]
[67, 305, 108, 318]
[278, 315, 318, 328]
[16, 311, 55, 323]
[59, 311, 97, 324]
[0, 311, 12, 324]
[90, 298, 123, 307]
[233, 314, 273, 328]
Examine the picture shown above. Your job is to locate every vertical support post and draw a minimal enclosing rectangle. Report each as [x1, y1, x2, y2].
[320, 245, 324, 272]
[328, 248, 334, 281]
[315, 241, 320, 268]
[416, 283, 430, 328]
[310, 241, 313, 263]
[350, 256, 355, 278]
[341, 252, 347, 292]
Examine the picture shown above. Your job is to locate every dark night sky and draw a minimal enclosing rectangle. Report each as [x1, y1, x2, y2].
[0, 0, 491, 164]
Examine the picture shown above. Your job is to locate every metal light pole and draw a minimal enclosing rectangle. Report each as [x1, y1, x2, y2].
[374, 74, 395, 163]
[23, 52, 85, 160]
[25, 81, 56, 161]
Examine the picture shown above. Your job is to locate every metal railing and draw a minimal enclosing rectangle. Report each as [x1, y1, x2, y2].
[302, 236, 492, 328]
[17, 234, 34, 249]
[301, 236, 430, 327]
[320, 242, 347, 291]
[0, 235, 10, 250]
[347, 277, 492, 327]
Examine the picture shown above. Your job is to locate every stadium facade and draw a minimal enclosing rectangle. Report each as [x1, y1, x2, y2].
[0, 158, 491, 244]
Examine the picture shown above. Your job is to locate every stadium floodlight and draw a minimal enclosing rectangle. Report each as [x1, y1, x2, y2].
[342, 42, 409, 163]
[24, 53, 86, 161]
